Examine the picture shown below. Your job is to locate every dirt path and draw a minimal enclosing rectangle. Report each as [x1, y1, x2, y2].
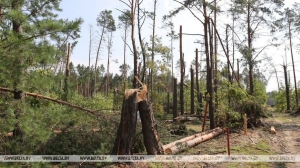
[264, 113, 300, 168]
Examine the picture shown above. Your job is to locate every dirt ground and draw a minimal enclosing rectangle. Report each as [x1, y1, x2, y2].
[99, 110, 300, 168]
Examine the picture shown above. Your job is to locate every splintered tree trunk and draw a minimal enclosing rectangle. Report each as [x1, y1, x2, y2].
[112, 84, 163, 155]
[139, 99, 164, 154]
[112, 90, 138, 155]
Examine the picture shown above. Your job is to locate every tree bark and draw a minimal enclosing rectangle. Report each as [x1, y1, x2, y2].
[88, 25, 93, 98]
[206, 18, 214, 129]
[288, 19, 298, 106]
[190, 67, 195, 114]
[63, 43, 71, 101]
[94, 26, 105, 95]
[139, 99, 164, 154]
[131, 0, 138, 88]
[179, 25, 184, 116]
[195, 48, 202, 115]
[213, 0, 218, 116]
[247, 2, 254, 95]
[164, 127, 225, 154]
[112, 90, 138, 155]
[112, 83, 163, 155]
[150, 0, 158, 92]
[173, 78, 178, 122]
[283, 65, 291, 111]
[137, 0, 146, 83]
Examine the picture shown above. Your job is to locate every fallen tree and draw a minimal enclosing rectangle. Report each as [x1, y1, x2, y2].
[0, 87, 99, 116]
[163, 127, 226, 154]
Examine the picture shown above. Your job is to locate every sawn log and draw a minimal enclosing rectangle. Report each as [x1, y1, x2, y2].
[163, 127, 226, 154]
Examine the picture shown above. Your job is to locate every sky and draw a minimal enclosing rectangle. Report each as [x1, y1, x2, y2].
[58, 0, 300, 92]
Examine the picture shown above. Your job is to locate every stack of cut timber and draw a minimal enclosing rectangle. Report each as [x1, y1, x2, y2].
[162, 127, 226, 154]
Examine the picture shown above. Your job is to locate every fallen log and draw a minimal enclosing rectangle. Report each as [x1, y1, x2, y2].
[163, 127, 226, 154]
[174, 116, 199, 121]
[163, 127, 224, 151]
[0, 87, 99, 116]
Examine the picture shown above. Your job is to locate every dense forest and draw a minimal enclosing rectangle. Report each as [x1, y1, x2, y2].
[1, 0, 300, 167]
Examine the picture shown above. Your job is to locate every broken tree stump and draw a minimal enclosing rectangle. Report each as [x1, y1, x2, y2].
[163, 127, 225, 154]
[139, 98, 164, 154]
[112, 82, 163, 155]
[111, 90, 138, 155]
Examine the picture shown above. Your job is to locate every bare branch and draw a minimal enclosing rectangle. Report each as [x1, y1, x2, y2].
[119, 0, 131, 8]
[253, 44, 271, 60]
[173, 0, 204, 24]
[121, 36, 133, 54]
[182, 33, 204, 36]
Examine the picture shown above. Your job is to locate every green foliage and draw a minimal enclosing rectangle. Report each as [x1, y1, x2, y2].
[152, 92, 165, 116]
[215, 80, 266, 128]
[97, 10, 116, 32]
[253, 79, 268, 105]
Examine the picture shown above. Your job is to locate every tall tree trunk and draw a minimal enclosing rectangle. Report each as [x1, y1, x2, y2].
[208, 19, 214, 129]
[11, 0, 24, 142]
[137, 0, 146, 83]
[131, 0, 138, 88]
[288, 20, 298, 106]
[237, 59, 240, 81]
[283, 65, 291, 111]
[195, 48, 202, 114]
[88, 25, 93, 98]
[190, 67, 195, 115]
[213, 0, 218, 114]
[94, 26, 105, 95]
[106, 32, 113, 97]
[63, 43, 71, 101]
[150, 0, 158, 91]
[173, 78, 178, 122]
[275, 68, 280, 91]
[203, 1, 214, 129]
[232, 2, 235, 80]
[179, 26, 184, 115]
[0, 7, 2, 23]
[226, 25, 232, 84]
[247, 2, 254, 95]
[123, 27, 128, 91]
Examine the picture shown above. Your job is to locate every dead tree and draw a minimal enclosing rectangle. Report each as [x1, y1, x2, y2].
[179, 26, 185, 115]
[173, 78, 178, 122]
[112, 81, 163, 155]
[283, 65, 291, 111]
[190, 67, 195, 114]
[195, 48, 202, 114]
[63, 43, 71, 101]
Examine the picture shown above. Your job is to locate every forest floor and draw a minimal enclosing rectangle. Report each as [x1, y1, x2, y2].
[101, 108, 300, 168]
